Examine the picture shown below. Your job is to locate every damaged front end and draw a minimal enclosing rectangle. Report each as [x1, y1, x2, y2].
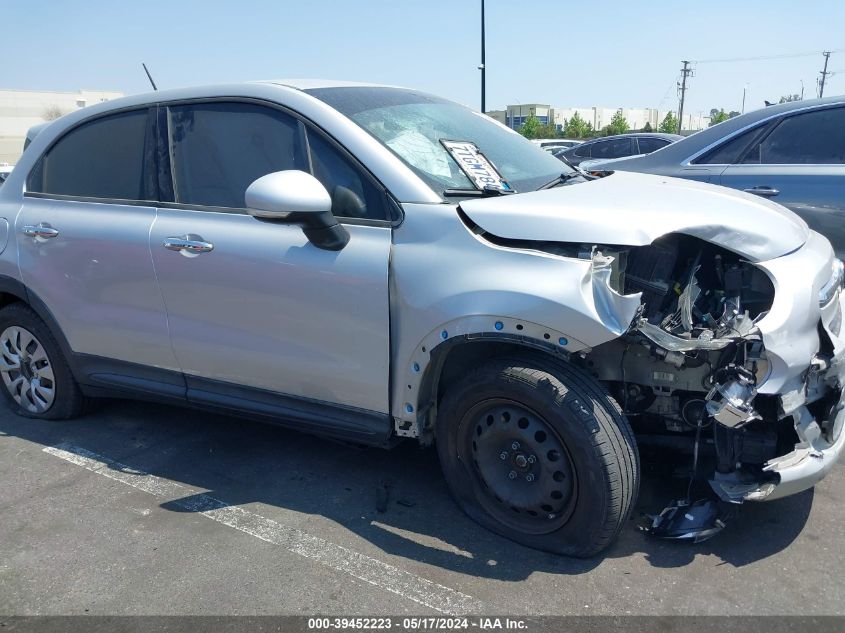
[583, 233, 845, 539]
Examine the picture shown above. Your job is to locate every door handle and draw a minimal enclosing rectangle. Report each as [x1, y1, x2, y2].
[743, 186, 780, 197]
[22, 224, 59, 239]
[163, 237, 214, 254]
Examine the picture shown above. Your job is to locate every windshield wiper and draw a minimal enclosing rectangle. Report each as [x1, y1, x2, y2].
[443, 186, 516, 198]
[537, 170, 589, 190]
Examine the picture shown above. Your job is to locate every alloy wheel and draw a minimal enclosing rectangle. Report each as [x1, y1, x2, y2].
[0, 325, 56, 413]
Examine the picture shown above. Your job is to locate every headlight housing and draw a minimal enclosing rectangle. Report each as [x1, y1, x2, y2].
[819, 258, 844, 306]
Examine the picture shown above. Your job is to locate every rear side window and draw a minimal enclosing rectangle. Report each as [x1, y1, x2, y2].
[591, 138, 632, 159]
[572, 144, 590, 158]
[745, 108, 845, 164]
[693, 126, 762, 165]
[167, 102, 307, 209]
[28, 109, 149, 200]
[637, 137, 669, 154]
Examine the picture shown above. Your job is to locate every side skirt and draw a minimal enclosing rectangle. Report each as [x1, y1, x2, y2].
[73, 354, 394, 448]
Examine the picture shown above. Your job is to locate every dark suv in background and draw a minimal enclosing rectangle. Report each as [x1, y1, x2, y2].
[555, 132, 682, 166]
[580, 96, 845, 256]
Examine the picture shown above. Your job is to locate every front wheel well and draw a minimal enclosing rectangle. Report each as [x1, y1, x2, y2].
[417, 338, 570, 442]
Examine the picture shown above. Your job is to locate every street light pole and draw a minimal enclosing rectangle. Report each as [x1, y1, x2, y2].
[480, 0, 486, 113]
[741, 84, 747, 114]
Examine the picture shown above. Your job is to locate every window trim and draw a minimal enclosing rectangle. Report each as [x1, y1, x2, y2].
[24, 105, 157, 205]
[156, 96, 402, 226]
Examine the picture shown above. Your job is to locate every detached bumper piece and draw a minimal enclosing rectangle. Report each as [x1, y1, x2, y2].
[645, 498, 736, 543]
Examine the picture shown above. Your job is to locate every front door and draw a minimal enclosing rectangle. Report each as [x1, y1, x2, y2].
[149, 100, 392, 415]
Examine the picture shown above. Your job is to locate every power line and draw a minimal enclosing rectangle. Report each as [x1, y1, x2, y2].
[694, 49, 843, 64]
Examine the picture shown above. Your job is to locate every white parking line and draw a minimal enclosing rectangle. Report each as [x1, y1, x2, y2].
[42, 442, 482, 615]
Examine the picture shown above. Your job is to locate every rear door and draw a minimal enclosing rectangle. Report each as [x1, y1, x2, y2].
[149, 100, 393, 418]
[17, 108, 178, 372]
[718, 106, 845, 255]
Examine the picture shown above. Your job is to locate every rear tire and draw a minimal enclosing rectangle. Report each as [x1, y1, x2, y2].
[436, 355, 639, 557]
[0, 303, 85, 420]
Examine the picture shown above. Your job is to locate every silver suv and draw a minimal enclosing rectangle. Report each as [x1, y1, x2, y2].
[1, 81, 843, 557]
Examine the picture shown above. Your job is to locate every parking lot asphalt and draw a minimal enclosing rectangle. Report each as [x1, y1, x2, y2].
[1, 398, 843, 616]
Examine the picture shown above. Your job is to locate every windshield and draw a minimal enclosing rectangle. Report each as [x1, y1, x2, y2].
[306, 87, 572, 196]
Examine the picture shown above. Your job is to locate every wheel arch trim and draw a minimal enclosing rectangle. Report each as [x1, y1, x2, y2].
[0, 274, 78, 378]
[393, 315, 589, 440]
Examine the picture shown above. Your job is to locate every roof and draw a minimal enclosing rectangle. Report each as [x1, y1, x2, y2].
[257, 79, 405, 91]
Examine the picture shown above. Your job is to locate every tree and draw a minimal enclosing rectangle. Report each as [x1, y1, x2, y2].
[642, 121, 653, 132]
[709, 108, 730, 126]
[42, 105, 64, 121]
[519, 114, 541, 139]
[562, 111, 593, 138]
[658, 111, 678, 134]
[603, 111, 630, 136]
[535, 122, 559, 139]
[779, 94, 801, 103]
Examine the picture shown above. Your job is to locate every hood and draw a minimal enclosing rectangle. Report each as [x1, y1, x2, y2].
[460, 171, 808, 262]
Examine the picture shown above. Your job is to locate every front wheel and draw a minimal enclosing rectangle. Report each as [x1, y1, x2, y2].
[436, 356, 639, 557]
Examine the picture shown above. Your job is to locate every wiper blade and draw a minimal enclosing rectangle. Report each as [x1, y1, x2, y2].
[443, 186, 516, 198]
[537, 171, 585, 190]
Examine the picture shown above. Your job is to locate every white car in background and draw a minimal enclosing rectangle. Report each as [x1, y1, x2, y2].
[531, 138, 582, 151]
[0, 163, 13, 185]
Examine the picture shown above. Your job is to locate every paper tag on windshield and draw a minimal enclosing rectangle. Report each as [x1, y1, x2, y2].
[441, 140, 512, 192]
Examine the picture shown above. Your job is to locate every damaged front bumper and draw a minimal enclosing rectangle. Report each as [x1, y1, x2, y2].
[711, 240, 845, 502]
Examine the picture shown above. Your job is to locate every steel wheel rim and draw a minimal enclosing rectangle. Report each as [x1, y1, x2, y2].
[459, 398, 577, 535]
[0, 326, 56, 413]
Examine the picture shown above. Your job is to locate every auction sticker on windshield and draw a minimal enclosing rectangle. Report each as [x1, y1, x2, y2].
[441, 140, 512, 192]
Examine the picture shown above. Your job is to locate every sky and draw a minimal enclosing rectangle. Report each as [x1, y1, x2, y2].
[3, 0, 844, 117]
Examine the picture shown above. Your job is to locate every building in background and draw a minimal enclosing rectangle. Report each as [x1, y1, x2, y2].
[487, 103, 711, 134]
[0, 89, 123, 164]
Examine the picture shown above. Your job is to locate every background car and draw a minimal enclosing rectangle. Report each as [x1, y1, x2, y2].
[579, 96, 845, 256]
[554, 132, 682, 166]
[531, 138, 582, 152]
[0, 163, 13, 185]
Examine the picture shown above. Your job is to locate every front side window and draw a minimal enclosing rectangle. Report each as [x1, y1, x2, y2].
[693, 126, 761, 165]
[591, 138, 631, 159]
[746, 108, 845, 164]
[28, 109, 149, 200]
[572, 144, 591, 158]
[167, 102, 307, 209]
[637, 137, 669, 154]
[306, 129, 388, 221]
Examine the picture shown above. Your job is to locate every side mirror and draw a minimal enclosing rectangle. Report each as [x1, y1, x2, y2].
[245, 170, 349, 251]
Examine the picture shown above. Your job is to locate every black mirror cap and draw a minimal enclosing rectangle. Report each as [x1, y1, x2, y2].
[294, 210, 350, 251]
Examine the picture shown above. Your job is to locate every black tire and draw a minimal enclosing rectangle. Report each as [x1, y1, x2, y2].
[0, 303, 85, 420]
[436, 355, 639, 557]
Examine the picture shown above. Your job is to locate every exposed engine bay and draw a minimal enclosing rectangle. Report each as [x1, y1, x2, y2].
[579, 235, 811, 540]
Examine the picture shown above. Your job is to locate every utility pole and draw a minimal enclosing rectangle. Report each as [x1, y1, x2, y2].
[800, 79, 805, 100]
[677, 60, 692, 134]
[819, 51, 831, 98]
[479, 0, 486, 113]
[741, 84, 747, 114]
